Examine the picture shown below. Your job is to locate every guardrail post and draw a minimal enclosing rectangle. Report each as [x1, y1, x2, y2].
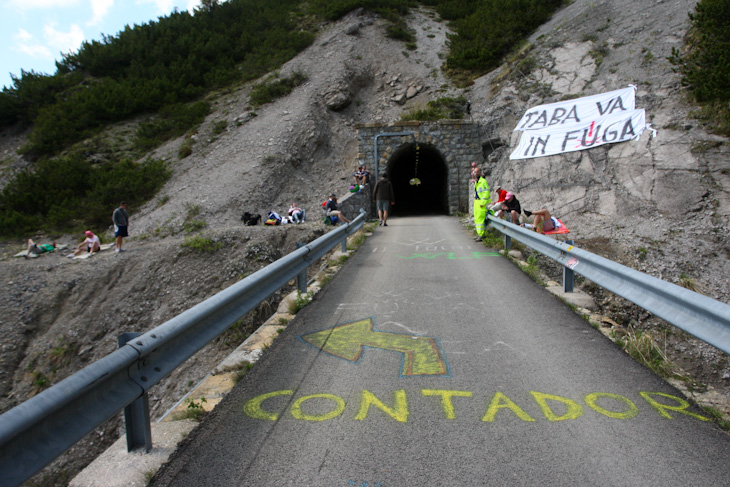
[118, 333, 152, 453]
[504, 234, 511, 251]
[341, 236, 348, 253]
[563, 240, 574, 293]
[296, 242, 307, 293]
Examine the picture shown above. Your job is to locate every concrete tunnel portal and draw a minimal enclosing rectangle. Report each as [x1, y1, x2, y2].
[382, 143, 449, 216]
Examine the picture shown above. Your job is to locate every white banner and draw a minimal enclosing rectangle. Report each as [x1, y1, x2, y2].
[510, 109, 647, 160]
[514, 86, 636, 132]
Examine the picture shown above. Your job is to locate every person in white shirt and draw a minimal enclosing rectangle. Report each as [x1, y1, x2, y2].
[70, 231, 101, 257]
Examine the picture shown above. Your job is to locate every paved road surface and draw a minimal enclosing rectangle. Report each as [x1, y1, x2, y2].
[151, 215, 730, 486]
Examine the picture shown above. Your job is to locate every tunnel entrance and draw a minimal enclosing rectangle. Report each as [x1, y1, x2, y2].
[384, 143, 449, 216]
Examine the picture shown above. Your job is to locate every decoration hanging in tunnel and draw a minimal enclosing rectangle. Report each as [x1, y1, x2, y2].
[410, 144, 422, 186]
[509, 85, 656, 160]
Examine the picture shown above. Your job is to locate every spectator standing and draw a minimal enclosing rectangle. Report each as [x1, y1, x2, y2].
[372, 173, 395, 226]
[473, 168, 491, 241]
[113, 202, 129, 253]
[470, 162, 478, 182]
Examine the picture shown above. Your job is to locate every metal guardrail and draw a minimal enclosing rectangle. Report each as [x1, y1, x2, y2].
[487, 214, 730, 356]
[0, 210, 366, 486]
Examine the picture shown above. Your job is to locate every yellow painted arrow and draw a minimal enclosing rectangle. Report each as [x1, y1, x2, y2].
[299, 318, 449, 376]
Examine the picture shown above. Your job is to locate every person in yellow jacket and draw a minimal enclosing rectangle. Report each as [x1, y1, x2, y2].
[473, 167, 491, 241]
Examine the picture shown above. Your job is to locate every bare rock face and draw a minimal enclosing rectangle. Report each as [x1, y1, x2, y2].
[471, 0, 730, 305]
[324, 87, 353, 111]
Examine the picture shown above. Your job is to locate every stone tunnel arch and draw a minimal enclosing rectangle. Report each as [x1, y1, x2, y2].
[357, 121, 483, 217]
[385, 143, 449, 215]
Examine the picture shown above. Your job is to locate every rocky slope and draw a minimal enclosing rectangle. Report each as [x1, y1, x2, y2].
[1, 1, 729, 484]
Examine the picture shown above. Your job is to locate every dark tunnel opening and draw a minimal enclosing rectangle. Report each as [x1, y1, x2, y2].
[385, 143, 449, 215]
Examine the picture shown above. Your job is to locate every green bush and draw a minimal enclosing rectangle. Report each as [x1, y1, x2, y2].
[0, 156, 170, 236]
[445, 0, 565, 74]
[1, 0, 568, 157]
[401, 96, 468, 121]
[310, 0, 564, 78]
[3, 0, 314, 158]
[669, 0, 730, 135]
[249, 72, 308, 108]
[134, 101, 210, 152]
[181, 234, 222, 252]
[308, 0, 410, 20]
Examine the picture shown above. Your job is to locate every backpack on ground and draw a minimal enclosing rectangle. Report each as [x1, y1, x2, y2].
[241, 212, 262, 226]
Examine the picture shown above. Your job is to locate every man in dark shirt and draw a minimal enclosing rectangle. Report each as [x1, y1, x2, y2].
[501, 192, 521, 225]
[372, 173, 395, 226]
[325, 195, 351, 223]
[113, 202, 129, 252]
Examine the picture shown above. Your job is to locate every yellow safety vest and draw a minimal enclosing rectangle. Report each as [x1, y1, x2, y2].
[475, 177, 491, 203]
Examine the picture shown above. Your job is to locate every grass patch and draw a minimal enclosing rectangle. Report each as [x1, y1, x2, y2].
[172, 397, 208, 422]
[678, 273, 700, 292]
[317, 273, 334, 286]
[702, 406, 730, 431]
[181, 234, 221, 252]
[480, 226, 504, 248]
[401, 96, 468, 121]
[249, 71, 308, 108]
[521, 252, 545, 284]
[31, 370, 50, 392]
[233, 361, 254, 385]
[611, 328, 675, 377]
[288, 290, 314, 314]
[346, 230, 366, 250]
[181, 203, 208, 233]
[178, 138, 194, 159]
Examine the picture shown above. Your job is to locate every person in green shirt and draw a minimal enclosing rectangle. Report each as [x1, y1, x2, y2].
[25, 239, 56, 258]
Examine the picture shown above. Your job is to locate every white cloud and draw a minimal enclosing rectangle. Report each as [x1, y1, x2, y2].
[8, 0, 80, 11]
[43, 22, 85, 56]
[136, 0, 174, 14]
[12, 28, 53, 61]
[88, 0, 114, 26]
[186, 0, 198, 13]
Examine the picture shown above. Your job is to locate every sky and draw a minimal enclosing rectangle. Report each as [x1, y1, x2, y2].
[1, 0, 202, 90]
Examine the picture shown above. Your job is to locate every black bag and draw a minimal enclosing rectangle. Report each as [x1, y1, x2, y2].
[241, 212, 261, 226]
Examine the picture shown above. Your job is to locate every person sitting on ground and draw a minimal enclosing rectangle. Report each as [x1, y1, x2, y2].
[521, 209, 562, 234]
[490, 185, 508, 218]
[325, 194, 351, 223]
[266, 210, 282, 225]
[354, 165, 370, 187]
[500, 192, 522, 225]
[70, 231, 101, 257]
[288, 203, 306, 223]
[25, 239, 56, 258]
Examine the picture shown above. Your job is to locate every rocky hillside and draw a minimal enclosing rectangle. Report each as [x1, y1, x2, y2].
[0, 1, 729, 484]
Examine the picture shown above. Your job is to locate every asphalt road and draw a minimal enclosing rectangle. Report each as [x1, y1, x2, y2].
[151, 215, 730, 486]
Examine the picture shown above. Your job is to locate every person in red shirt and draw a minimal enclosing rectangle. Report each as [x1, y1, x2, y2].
[490, 185, 508, 217]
